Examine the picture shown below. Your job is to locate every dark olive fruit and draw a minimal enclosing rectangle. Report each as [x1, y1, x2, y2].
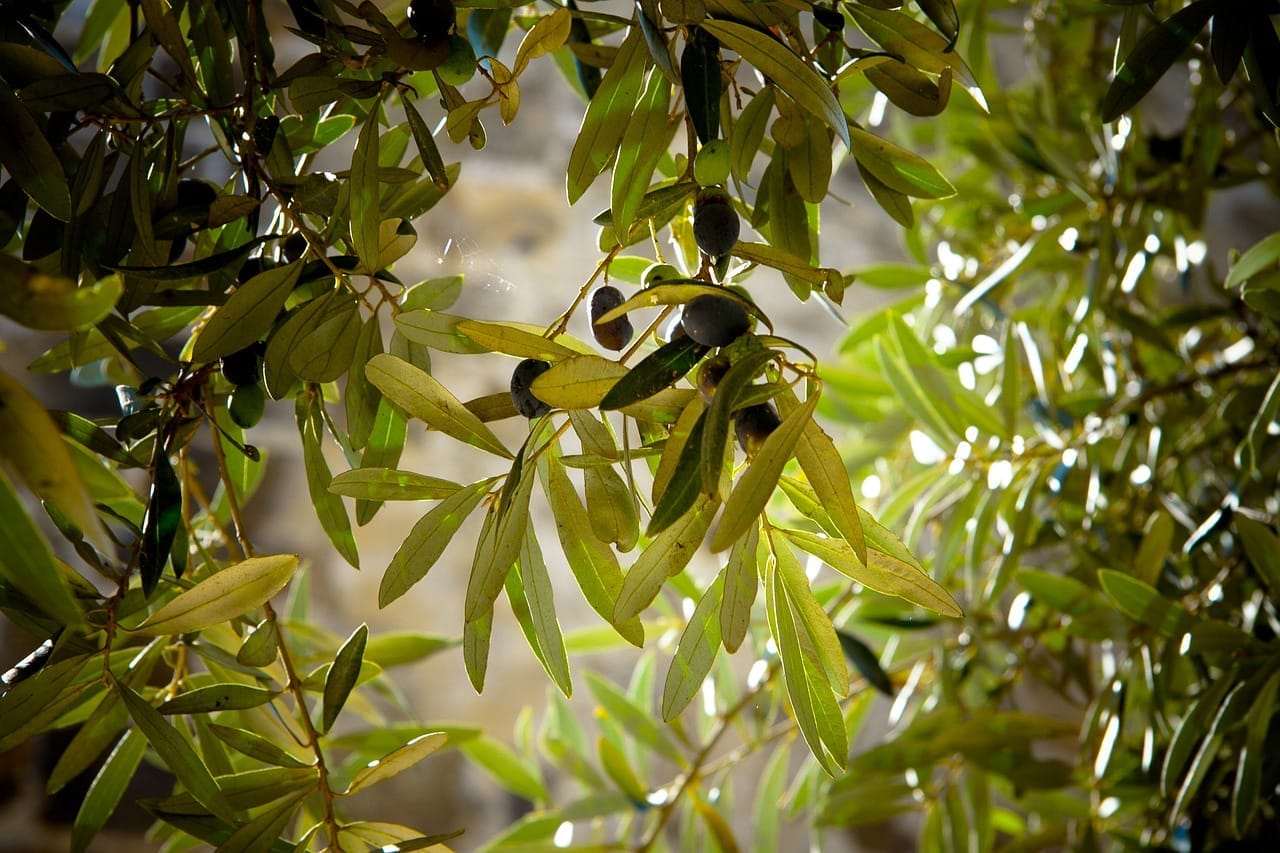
[220, 344, 263, 387]
[643, 263, 683, 288]
[510, 358, 552, 419]
[813, 5, 845, 31]
[176, 179, 218, 208]
[734, 403, 781, 457]
[659, 310, 688, 343]
[693, 187, 740, 258]
[697, 355, 730, 404]
[409, 0, 456, 40]
[680, 294, 750, 347]
[281, 232, 308, 263]
[590, 285, 634, 351]
[229, 383, 266, 429]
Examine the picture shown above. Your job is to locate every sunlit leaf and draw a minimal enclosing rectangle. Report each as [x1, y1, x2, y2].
[616, 495, 716, 621]
[366, 354, 513, 458]
[343, 732, 448, 795]
[710, 392, 818, 552]
[193, 261, 302, 362]
[662, 573, 723, 720]
[131, 555, 299, 635]
[701, 19, 850, 149]
[379, 479, 491, 607]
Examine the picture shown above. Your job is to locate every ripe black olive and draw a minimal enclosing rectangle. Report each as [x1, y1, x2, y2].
[510, 358, 552, 419]
[734, 403, 781, 456]
[409, 0, 456, 40]
[590, 285, 634, 351]
[220, 344, 263, 387]
[680, 294, 750, 347]
[697, 355, 730, 404]
[693, 187, 740, 258]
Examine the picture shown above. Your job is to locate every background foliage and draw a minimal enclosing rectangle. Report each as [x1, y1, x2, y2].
[1, 0, 1279, 850]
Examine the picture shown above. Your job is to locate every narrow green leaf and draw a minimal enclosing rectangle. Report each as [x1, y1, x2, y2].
[455, 318, 579, 361]
[1097, 569, 1194, 636]
[836, 630, 893, 696]
[403, 97, 451, 190]
[567, 30, 648, 203]
[379, 479, 492, 607]
[543, 457, 645, 646]
[464, 459, 537, 622]
[0, 467, 82, 624]
[355, 397, 408, 526]
[193, 261, 302, 362]
[682, 28, 722, 145]
[216, 787, 310, 853]
[71, 729, 147, 853]
[1233, 670, 1280, 836]
[710, 392, 818, 552]
[0, 261, 122, 331]
[460, 735, 548, 802]
[0, 369, 108, 557]
[116, 681, 235, 824]
[649, 410, 708, 536]
[702, 348, 777, 496]
[849, 127, 954, 199]
[343, 732, 448, 796]
[208, 724, 311, 769]
[720, 524, 759, 653]
[611, 67, 675, 236]
[616, 495, 716, 621]
[366, 353, 512, 458]
[1100, 0, 1216, 122]
[329, 468, 461, 501]
[0, 85, 71, 220]
[298, 397, 359, 569]
[777, 387, 866, 565]
[131, 555, 299, 636]
[782, 528, 961, 617]
[464, 599, 493, 693]
[600, 336, 709, 410]
[586, 671, 685, 765]
[508, 530, 572, 697]
[662, 574, 723, 720]
[350, 105, 383, 272]
[322, 624, 368, 734]
[159, 684, 280, 715]
[774, 540, 847, 695]
[702, 19, 850, 149]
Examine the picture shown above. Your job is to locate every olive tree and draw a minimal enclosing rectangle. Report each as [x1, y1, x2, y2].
[0, 0, 1278, 850]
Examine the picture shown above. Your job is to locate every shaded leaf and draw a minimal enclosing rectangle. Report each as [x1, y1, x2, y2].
[322, 623, 368, 733]
[662, 573, 723, 720]
[379, 479, 492, 607]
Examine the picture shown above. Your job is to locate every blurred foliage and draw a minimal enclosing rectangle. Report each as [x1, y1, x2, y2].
[0, 0, 1278, 850]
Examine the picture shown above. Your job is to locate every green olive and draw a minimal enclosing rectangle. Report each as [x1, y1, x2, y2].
[438, 35, 477, 86]
[229, 383, 266, 428]
[693, 140, 732, 187]
[643, 263, 683, 288]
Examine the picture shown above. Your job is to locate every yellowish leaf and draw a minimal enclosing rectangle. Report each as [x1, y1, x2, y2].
[131, 555, 299, 635]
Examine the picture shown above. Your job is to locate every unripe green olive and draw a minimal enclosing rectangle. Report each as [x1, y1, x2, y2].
[643, 263, 683, 288]
[693, 140, 732, 187]
[697, 355, 730, 404]
[734, 403, 781, 457]
[229, 383, 266, 428]
[590, 285, 634, 351]
[680, 294, 750, 347]
[693, 187, 740, 258]
[438, 35, 476, 86]
[510, 358, 552, 418]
